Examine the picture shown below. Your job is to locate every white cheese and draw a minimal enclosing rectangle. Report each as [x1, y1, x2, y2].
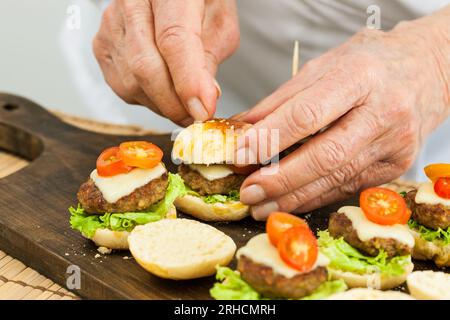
[338, 206, 414, 248]
[415, 181, 450, 206]
[90, 163, 166, 203]
[189, 164, 233, 181]
[236, 233, 329, 278]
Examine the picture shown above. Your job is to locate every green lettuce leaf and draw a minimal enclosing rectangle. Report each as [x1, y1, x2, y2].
[317, 231, 411, 277]
[210, 266, 347, 300]
[69, 173, 186, 238]
[408, 219, 450, 245]
[204, 190, 240, 204]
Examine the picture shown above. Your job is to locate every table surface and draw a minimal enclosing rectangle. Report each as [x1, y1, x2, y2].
[0, 111, 418, 300]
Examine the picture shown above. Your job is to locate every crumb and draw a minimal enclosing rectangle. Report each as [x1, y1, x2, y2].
[65, 253, 69, 256]
[97, 246, 112, 255]
[94, 254, 101, 259]
[248, 230, 252, 234]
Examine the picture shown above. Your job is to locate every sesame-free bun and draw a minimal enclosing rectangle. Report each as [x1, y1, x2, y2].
[328, 260, 414, 290]
[128, 218, 236, 280]
[88, 205, 177, 250]
[407, 271, 450, 300]
[328, 288, 414, 300]
[409, 229, 450, 267]
[172, 119, 251, 165]
[174, 194, 249, 221]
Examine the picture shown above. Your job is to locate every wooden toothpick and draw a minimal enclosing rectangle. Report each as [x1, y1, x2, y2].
[292, 40, 300, 77]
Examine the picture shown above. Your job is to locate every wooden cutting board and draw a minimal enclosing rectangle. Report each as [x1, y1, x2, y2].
[0, 93, 445, 299]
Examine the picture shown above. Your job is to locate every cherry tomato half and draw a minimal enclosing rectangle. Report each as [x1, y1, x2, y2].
[119, 141, 163, 169]
[96, 147, 132, 177]
[424, 163, 450, 182]
[434, 177, 450, 199]
[360, 187, 408, 225]
[277, 226, 318, 273]
[266, 212, 308, 246]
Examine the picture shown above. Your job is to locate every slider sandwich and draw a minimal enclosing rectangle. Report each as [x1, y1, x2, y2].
[172, 119, 257, 221]
[69, 141, 186, 250]
[318, 187, 414, 290]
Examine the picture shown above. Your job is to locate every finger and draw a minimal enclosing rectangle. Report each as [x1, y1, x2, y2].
[293, 160, 404, 213]
[121, 0, 190, 125]
[235, 60, 371, 165]
[153, 0, 218, 120]
[240, 106, 386, 204]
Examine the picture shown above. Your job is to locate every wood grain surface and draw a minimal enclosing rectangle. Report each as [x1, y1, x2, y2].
[0, 93, 446, 300]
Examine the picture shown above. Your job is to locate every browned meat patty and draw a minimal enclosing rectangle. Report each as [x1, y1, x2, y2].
[77, 174, 168, 214]
[178, 164, 245, 195]
[328, 212, 411, 258]
[405, 189, 450, 230]
[237, 255, 327, 299]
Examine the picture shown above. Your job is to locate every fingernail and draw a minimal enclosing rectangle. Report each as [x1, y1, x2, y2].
[240, 185, 266, 205]
[179, 117, 194, 127]
[236, 147, 256, 166]
[213, 78, 222, 98]
[251, 201, 279, 221]
[187, 97, 209, 121]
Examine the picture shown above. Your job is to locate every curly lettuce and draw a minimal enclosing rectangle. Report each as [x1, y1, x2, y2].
[317, 231, 411, 276]
[69, 173, 186, 238]
[210, 266, 347, 300]
[185, 185, 240, 204]
[408, 219, 450, 245]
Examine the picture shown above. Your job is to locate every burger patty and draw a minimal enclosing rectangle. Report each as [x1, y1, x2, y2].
[178, 164, 245, 196]
[237, 255, 327, 299]
[329, 212, 412, 258]
[405, 189, 450, 230]
[77, 174, 168, 214]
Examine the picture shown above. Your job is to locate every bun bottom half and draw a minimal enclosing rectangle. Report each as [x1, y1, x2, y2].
[328, 288, 414, 300]
[174, 194, 249, 221]
[87, 205, 177, 250]
[407, 271, 450, 300]
[410, 229, 450, 267]
[328, 261, 414, 290]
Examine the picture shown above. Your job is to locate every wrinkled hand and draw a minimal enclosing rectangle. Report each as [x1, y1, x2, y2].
[236, 23, 450, 220]
[93, 0, 239, 126]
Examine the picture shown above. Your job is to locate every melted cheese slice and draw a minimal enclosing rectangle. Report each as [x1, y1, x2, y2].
[189, 164, 233, 181]
[415, 181, 450, 206]
[90, 163, 166, 203]
[338, 206, 414, 248]
[236, 233, 329, 278]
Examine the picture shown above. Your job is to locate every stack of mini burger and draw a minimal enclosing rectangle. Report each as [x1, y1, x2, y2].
[318, 187, 415, 289]
[405, 164, 450, 267]
[70, 141, 186, 250]
[172, 119, 257, 221]
[211, 212, 347, 300]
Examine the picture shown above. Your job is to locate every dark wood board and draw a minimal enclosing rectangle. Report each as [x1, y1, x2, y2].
[0, 93, 447, 299]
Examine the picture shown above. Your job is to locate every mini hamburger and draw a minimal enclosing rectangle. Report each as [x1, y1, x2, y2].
[172, 119, 256, 221]
[318, 187, 414, 290]
[405, 164, 450, 267]
[69, 141, 186, 250]
[211, 212, 347, 300]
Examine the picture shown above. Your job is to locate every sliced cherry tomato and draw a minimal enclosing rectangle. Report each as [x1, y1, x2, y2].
[434, 177, 450, 199]
[360, 187, 408, 225]
[424, 163, 450, 182]
[399, 208, 412, 225]
[119, 141, 163, 169]
[96, 147, 132, 177]
[266, 212, 308, 246]
[228, 164, 260, 175]
[277, 226, 318, 273]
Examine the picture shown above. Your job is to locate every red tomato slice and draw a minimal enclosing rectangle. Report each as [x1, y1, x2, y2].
[360, 187, 408, 225]
[96, 147, 132, 177]
[277, 226, 318, 273]
[434, 177, 450, 199]
[228, 164, 260, 175]
[119, 141, 163, 169]
[266, 212, 308, 246]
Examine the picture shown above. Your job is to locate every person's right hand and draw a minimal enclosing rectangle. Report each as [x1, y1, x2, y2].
[93, 0, 240, 126]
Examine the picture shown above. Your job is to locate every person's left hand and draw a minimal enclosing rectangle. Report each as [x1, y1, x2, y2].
[234, 22, 450, 220]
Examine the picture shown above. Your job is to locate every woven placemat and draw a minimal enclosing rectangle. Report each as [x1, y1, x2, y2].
[0, 111, 419, 299]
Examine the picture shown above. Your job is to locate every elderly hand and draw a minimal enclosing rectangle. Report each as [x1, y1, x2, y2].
[235, 18, 450, 220]
[93, 0, 239, 126]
